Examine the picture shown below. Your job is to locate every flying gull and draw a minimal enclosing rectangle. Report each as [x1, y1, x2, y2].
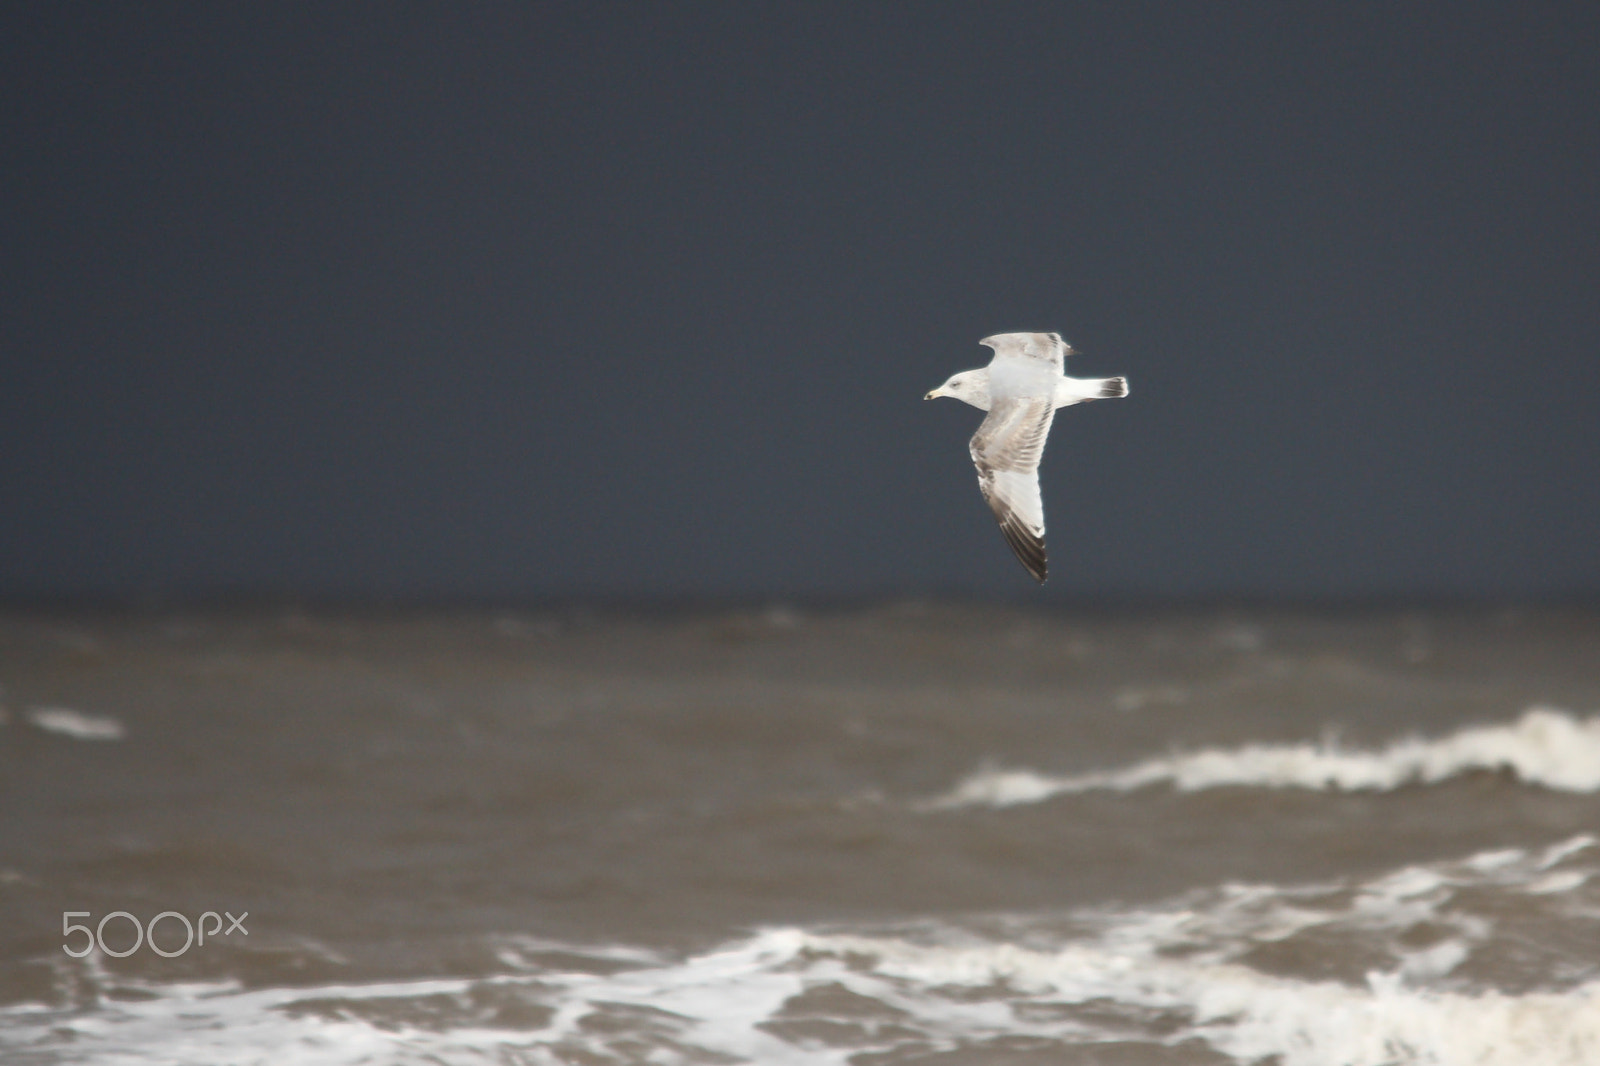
[925, 332, 1128, 583]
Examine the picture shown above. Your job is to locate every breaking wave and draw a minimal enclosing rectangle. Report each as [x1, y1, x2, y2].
[925, 706, 1600, 809]
[4, 836, 1598, 1066]
[23, 706, 126, 742]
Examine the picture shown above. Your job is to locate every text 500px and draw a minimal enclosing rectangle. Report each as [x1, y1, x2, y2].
[62, 911, 248, 958]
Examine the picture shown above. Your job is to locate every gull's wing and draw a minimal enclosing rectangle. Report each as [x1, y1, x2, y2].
[981, 332, 1068, 372]
[980, 333, 1067, 406]
[969, 397, 1056, 583]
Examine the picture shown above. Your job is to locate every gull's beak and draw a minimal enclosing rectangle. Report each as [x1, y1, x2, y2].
[924, 388, 938, 400]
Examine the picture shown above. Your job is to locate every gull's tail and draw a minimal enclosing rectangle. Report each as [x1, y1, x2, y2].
[1097, 376, 1129, 399]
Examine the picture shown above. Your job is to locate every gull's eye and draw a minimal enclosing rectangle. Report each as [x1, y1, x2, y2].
[951, 382, 961, 389]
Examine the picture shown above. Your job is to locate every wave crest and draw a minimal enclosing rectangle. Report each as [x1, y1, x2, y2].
[925, 706, 1600, 809]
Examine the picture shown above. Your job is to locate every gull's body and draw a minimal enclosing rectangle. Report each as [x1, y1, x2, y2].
[925, 332, 1128, 583]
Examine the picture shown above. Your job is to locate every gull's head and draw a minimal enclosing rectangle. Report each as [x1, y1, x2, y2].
[925, 369, 983, 402]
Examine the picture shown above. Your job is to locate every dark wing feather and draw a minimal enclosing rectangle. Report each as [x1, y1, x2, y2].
[969, 398, 1055, 583]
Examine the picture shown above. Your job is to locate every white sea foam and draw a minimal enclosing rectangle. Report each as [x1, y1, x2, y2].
[25, 706, 126, 741]
[924, 706, 1600, 809]
[4, 836, 1598, 1066]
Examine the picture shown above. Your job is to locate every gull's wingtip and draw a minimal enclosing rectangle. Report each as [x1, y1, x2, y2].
[994, 513, 1049, 584]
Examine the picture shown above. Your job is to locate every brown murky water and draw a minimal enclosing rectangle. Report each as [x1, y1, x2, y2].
[3, 603, 1599, 1063]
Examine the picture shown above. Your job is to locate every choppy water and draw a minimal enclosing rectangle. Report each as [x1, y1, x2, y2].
[2, 603, 1599, 1064]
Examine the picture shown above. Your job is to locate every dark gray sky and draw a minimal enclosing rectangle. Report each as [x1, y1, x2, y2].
[4, 3, 1598, 600]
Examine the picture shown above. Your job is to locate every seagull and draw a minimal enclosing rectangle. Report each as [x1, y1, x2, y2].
[925, 332, 1128, 583]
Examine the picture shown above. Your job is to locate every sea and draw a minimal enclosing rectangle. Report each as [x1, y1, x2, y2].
[2, 602, 1599, 1065]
